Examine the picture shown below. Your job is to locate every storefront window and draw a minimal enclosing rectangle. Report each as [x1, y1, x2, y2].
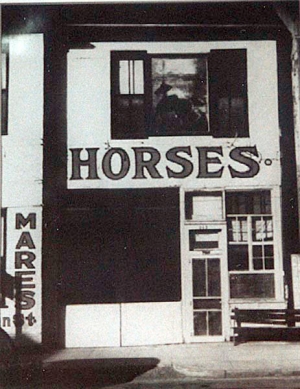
[111, 49, 248, 139]
[226, 191, 275, 299]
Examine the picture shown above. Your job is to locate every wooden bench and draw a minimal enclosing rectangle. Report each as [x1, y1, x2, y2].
[231, 308, 300, 345]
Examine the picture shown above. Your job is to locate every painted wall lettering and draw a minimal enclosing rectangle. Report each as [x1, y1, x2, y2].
[70, 148, 100, 180]
[16, 213, 36, 229]
[133, 147, 163, 179]
[70, 145, 261, 181]
[102, 148, 130, 180]
[228, 146, 260, 178]
[166, 147, 193, 178]
[14, 213, 37, 310]
[196, 147, 224, 178]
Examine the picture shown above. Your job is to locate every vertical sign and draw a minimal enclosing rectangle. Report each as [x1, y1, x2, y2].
[0, 207, 42, 344]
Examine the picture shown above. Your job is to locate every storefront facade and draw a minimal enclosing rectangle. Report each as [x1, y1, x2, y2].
[63, 39, 285, 347]
[1, 3, 298, 349]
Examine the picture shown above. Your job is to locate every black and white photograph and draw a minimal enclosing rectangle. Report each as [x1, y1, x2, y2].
[0, 1, 300, 388]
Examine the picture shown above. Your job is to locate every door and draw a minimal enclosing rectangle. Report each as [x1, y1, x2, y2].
[192, 255, 222, 337]
[184, 226, 228, 341]
[181, 191, 229, 342]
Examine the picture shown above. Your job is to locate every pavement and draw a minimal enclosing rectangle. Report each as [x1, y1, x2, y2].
[10, 341, 300, 382]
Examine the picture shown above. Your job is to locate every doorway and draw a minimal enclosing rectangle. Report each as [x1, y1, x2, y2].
[182, 191, 230, 342]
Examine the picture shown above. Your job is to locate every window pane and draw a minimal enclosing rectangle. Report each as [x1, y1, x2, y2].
[208, 311, 222, 335]
[189, 230, 219, 250]
[265, 245, 274, 257]
[252, 217, 264, 241]
[253, 257, 263, 270]
[1, 90, 8, 136]
[193, 299, 221, 310]
[192, 259, 206, 297]
[194, 311, 207, 336]
[253, 245, 262, 258]
[230, 97, 247, 135]
[264, 217, 273, 241]
[133, 60, 144, 94]
[119, 60, 130, 94]
[253, 191, 271, 214]
[228, 245, 249, 271]
[208, 49, 248, 138]
[207, 258, 221, 296]
[253, 245, 263, 270]
[2, 50, 8, 136]
[226, 191, 271, 215]
[112, 95, 145, 139]
[2, 53, 7, 90]
[252, 216, 273, 242]
[230, 274, 275, 298]
[265, 257, 274, 270]
[228, 217, 247, 242]
[264, 245, 274, 270]
[151, 57, 209, 136]
[111, 51, 146, 139]
[119, 60, 144, 95]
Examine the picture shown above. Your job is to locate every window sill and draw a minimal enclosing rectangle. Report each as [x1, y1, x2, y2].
[229, 298, 286, 305]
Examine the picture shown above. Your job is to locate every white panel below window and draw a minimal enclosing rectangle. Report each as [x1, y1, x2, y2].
[121, 302, 183, 346]
[192, 195, 223, 221]
[66, 304, 120, 348]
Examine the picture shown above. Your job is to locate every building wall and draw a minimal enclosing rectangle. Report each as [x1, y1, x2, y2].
[63, 39, 286, 347]
[1, 34, 43, 345]
[67, 40, 281, 190]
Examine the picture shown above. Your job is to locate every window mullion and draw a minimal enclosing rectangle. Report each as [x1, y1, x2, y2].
[248, 215, 253, 271]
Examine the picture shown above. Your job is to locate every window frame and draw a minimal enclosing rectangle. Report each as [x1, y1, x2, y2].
[226, 190, 276, 300]
[2, 43, 9, 136]
[227, 214, 274, 272]
[110, 48, 249, 140]
[111, 50, 150, 139]
[148, 53, 210, 137]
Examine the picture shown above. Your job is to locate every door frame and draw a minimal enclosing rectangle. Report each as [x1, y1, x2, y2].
[180, 189, 230, 342]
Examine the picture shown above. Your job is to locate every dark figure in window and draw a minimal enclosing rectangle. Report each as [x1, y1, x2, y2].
[153, 82, 208, 136]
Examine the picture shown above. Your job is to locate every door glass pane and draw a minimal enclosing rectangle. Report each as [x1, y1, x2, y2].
[207, 258, 221, 296]
[192, 259, 206, 297]
[193, 298, 221, 310]
[194, 311, 207, 336]
[208, 311, 222, 335]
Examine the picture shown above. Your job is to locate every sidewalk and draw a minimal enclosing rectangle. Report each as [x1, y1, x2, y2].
[38, 342, 300, 380]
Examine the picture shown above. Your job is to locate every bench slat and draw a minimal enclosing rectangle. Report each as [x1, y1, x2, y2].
[231, 308, 300, 345]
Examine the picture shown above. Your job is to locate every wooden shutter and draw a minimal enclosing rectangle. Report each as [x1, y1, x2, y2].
[208, 49, 249, 138]
[111, 51, 148, 139]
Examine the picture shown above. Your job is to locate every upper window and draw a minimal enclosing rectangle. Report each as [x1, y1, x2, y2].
[111, 49, 248, 139]
[2, 44, 9, 136]
[111, 51, 147, 139]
